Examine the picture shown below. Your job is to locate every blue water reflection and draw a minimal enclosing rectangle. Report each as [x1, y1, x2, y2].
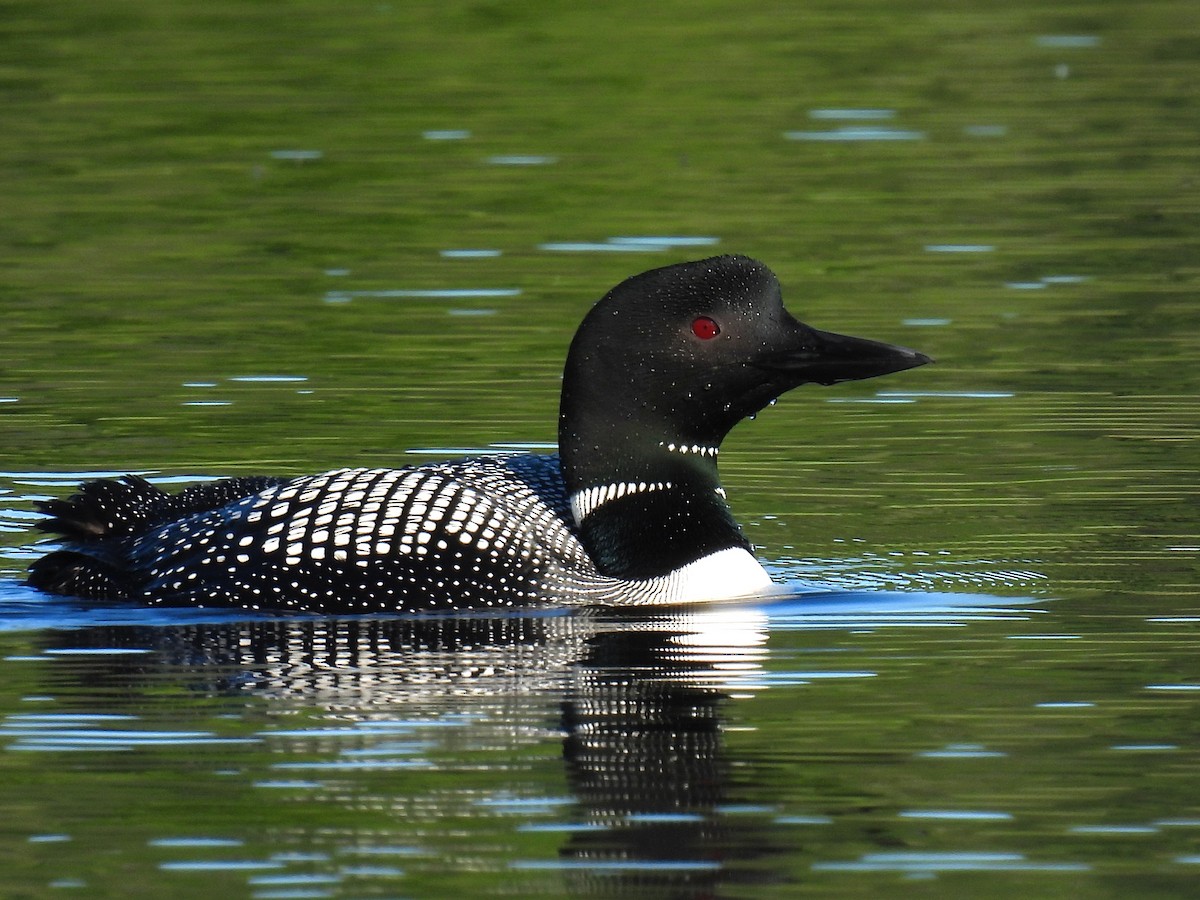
[923, 244, 995, 252]
[785, 127, 926, 141]
[486, 155, 556, 165]
[1034, 35, 1101, 48]
[812, 851, 1088, 873]
[268, 150, 322, 161]
[324, 287, 521, 302]
[439, 248, 501, 258]
[538, 236, 719, 253]
[808, 108, 895, 120]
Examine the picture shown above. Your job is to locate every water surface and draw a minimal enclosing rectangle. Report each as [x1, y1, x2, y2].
[1, 1, 1198, 897]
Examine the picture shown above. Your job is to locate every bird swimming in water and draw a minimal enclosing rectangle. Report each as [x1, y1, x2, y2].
[27, 255, 931, 613]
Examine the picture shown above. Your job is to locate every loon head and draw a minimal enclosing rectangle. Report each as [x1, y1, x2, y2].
[559, 255, 930, 477]
[557, 254, 931, 578]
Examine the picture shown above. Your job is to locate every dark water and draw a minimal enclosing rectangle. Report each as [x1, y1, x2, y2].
[2, 1, 1199, 897]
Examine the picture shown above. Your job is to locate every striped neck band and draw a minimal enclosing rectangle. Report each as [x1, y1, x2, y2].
[569, 480, 672, 525]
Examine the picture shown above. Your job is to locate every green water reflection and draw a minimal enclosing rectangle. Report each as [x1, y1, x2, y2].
[1, 0, 1198, 897]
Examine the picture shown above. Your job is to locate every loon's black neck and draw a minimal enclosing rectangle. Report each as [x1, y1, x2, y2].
[557, 426, 749, 579]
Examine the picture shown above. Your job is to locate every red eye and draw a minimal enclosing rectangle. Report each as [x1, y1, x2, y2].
[691, 316, 720, 340]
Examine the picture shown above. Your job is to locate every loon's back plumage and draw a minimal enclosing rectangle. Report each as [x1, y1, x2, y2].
[28, 255, 931, 612]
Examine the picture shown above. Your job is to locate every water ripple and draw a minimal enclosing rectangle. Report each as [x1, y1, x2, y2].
[785, 127, 926, 141]
[813, 851, 1088, 873]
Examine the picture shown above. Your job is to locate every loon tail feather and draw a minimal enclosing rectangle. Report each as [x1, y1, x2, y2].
[33, 474, 289, 542]
[26, 548, 137, 601]
[28, 473, 289, 601]
[34, 474, 168, 541]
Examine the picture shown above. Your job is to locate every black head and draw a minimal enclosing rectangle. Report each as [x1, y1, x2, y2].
[558, 255, 930, 490]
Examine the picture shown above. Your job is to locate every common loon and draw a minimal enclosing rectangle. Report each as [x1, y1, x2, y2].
[27, 255, 930, 612]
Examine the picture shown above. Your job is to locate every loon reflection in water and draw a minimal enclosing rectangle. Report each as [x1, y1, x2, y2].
[34, 610, 779, 896]
[27, 256, 930, 613]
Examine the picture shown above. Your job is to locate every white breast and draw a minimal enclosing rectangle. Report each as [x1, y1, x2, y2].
[657, 546, 774, 603]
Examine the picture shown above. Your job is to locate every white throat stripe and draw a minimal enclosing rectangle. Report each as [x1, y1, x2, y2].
[569, 480, 672, 525]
